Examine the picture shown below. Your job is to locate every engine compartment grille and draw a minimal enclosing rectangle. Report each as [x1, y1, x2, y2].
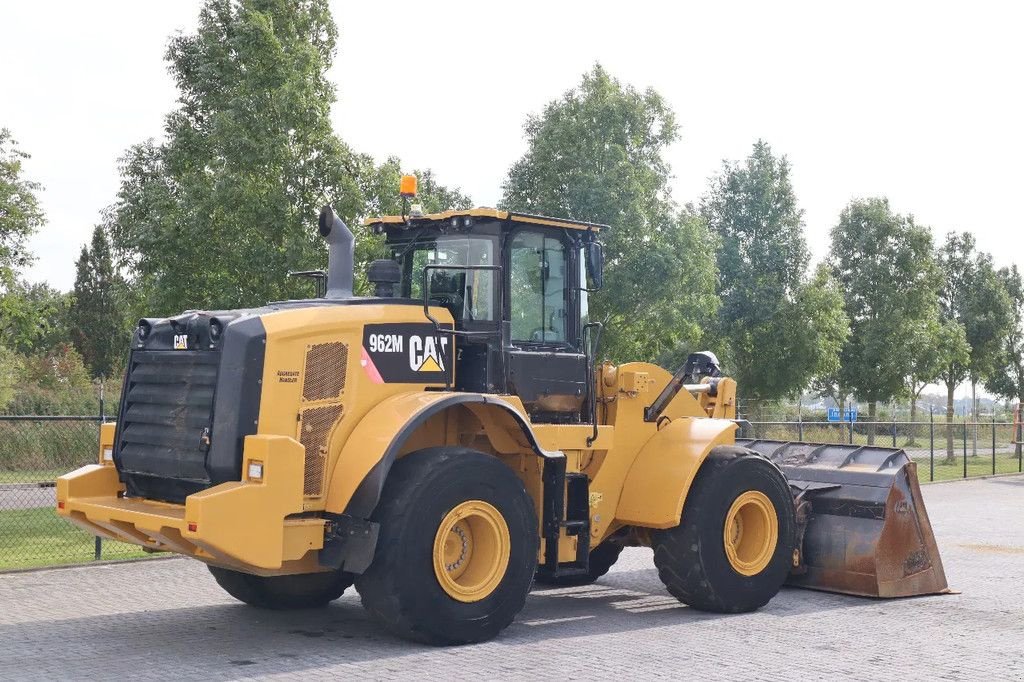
[116, 350, 220, 500]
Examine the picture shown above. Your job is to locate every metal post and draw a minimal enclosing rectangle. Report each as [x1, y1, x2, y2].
[963, 421, 968, 478]
[798, 414, 804, 442]
[892, 418, 897, 448]
[94, 536, 102, 561]
[992, 418, 997, 476]
[929, 407, 935, 482]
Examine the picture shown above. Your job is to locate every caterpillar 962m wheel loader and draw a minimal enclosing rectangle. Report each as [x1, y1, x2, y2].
[57, 176, 947, 645]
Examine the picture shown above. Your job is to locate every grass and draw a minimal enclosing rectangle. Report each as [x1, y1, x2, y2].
[920, 455, 1023, 483]
[0, 507, 150, 571]
[0, 468, 68, 484]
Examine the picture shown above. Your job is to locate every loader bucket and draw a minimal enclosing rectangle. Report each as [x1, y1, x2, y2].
[736, 439, 949, 598]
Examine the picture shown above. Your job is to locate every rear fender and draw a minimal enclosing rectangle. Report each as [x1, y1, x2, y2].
[323, 391, 560, 518]
[615, 417, 737, 529]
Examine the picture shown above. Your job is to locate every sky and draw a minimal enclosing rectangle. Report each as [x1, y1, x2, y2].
[1, 1, 1022, 399]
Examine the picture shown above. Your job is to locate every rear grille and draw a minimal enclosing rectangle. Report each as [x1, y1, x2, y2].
[299, 403, 344, 496]
[116, 350, 220, 496]
[297, 341, 348, 496]
[302, 342, 348, 401]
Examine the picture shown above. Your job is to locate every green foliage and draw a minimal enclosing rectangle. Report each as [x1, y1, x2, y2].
[107, 0, 365, 314]
[830, 198, 941, 409]
[907, 317, 970, 401]
[988, 265, 1024, 403]
[501, 64, 718, 362]
[0, 279, 71, 355]
[0, 128, 44, 287]
[10, 344, 96, 414]
[0, 345, 20, 409]
[937, 233, 1013, 393]
[703, 141, 848, 401]
[69, 226, 132, 379]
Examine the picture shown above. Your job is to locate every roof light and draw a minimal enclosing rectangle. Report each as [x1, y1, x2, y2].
[399, 174, 418, 198]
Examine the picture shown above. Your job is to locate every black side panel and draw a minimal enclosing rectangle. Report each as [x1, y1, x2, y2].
[207, 316, 266, 486]
[506, 350, 587, 421]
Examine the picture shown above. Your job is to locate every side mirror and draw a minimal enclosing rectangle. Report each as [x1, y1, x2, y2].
[584, 240, 604, 291]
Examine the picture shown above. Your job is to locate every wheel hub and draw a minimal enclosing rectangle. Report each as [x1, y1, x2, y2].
[433, 500, 510, 602]
[723, 490, 779, 576]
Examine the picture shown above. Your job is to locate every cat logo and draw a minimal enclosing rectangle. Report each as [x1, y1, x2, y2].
[173, 334, 189, 350]
[409, 335, 448, 373]
[362, 322, 452, 384]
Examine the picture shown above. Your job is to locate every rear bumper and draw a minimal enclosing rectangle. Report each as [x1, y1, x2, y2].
[56, 435, 325, 575]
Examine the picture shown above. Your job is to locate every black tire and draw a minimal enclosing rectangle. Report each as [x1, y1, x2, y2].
[208, 565, 353, 610]
[652, 447, 795, 613]
[533, 541, 623, 587]
[355, 447, 538, 645]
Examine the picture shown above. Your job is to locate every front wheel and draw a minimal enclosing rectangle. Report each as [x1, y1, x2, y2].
[208, 565, 353, 610]
[355, 447, 539, 645]
[652, 448, 796, 613]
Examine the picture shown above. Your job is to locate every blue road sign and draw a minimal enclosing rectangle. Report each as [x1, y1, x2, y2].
[828, 407, 858, 422]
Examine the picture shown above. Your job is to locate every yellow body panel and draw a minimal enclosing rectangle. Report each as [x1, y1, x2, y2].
[60, 299, 742, 573]
[615, 417, 737, 528]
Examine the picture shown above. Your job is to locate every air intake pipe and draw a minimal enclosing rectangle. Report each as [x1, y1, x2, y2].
[318, 205, 354, 299]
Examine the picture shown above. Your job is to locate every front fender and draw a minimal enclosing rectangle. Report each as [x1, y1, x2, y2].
[323, 391, 557, 518]
[615, 417, 737, 529]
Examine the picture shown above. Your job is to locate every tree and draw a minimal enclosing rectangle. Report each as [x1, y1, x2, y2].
[702, 141, 848, 409]
[69, 226, 132, 379]
[936, 232, 978, 460]
[107, 0, 366, 314]
[501, 64, 719, 363]
[988, 265, 1024, 459]
[960, 251, 1013, 456]
[0, 279, 71, 354]
[830, 198, 941, 444]
[904, 317, 969, 442]
[0, 128, 44, 288]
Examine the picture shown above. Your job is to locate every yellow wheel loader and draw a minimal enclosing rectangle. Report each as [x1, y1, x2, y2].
[57, 177, 947, 645]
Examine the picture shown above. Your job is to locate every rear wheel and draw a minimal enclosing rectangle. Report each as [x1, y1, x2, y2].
[356, 447, 538, 645]
[534, 541, 623, 587]
[652, 447, 795, 613]
[208, 565, 353, 610]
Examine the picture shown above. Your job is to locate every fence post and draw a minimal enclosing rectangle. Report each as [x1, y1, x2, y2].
[962, 421, 968, 479]
[992, 418, 997, 476]
[892, 418, 897, 448]
[849, 416, 854, 445]
[929, 407, 935, 482]
[798, 414, 804, 443]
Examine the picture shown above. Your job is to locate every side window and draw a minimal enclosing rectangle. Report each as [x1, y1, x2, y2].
[509, 231, 567, 344]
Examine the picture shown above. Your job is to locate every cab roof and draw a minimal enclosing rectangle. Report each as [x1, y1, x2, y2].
[363, 207, 605, 233]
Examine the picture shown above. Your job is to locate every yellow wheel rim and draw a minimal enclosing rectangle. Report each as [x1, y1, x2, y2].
[723, 491, 778, 576]
[432, 500, 510, 602]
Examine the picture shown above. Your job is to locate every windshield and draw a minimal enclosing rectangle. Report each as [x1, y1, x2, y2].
[394, 235, 496, 323]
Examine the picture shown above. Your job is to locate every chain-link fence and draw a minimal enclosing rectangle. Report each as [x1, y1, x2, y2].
[0, 415, 150, 572]
[739, 418, 1024, 482]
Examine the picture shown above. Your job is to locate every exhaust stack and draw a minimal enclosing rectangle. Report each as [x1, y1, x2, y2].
[318, 205, 354, 299]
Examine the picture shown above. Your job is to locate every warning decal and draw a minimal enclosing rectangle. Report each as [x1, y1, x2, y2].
[361, 323, 453, 384]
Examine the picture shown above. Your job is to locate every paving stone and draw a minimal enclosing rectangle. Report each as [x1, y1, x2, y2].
[0, 476, 1021, 680]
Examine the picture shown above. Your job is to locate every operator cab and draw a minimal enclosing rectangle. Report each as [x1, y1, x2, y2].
[364, 203, 605, 424]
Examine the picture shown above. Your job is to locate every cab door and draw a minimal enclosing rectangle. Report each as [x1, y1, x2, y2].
[504, 228, 588, 422]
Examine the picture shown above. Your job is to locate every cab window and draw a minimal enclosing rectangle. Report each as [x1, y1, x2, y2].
[509, 231, 568, 344]
[396, 236, 495, 323]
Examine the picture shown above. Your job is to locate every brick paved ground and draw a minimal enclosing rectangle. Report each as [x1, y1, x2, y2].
[1, 476, 1021, 681]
